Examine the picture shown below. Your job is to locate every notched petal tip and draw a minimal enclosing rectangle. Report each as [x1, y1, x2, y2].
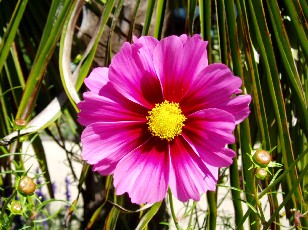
[84, 67, 109, 94]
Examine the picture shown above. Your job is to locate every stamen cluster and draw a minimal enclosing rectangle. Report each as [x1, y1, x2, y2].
[147, 100, 186, 141]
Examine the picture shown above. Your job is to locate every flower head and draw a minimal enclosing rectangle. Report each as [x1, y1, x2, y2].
[78, 34, 251, 204]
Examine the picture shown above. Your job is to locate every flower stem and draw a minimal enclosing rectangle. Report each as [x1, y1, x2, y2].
[238, 120, 260, 229]
[154, 0, 166, 39]
[168, 188, 181, 230]
[229, 148, 244, 230]
[206, 191, 217, 230]
[0, 189, 17, 220]
[188, 201, 197, 228]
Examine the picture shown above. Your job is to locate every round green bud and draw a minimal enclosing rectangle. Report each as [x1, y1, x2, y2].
[18, 176, 36, 196]
[253, 150, 272, 167]
[10, 201, 23, 214]
[14, 119, 27, 130]
[255, 168, 268, 180]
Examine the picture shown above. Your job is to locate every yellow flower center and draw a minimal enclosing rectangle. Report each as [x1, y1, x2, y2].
[147, 100, 186, 141]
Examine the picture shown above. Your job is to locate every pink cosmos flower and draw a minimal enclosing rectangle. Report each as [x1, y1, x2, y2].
[78, 34, 251, 204]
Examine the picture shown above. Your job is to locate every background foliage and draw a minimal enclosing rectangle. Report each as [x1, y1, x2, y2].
[0, 0, 307, 229]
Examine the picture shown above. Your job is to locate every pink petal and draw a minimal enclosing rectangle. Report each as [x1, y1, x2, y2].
[78, 82, 148, 126]
[81, 122, 150, 174]
[180, 34, 208, 75]
[181, 64, 243, 114]
[92, 159, 118, 175]
[182, 108, 236, 167]
[169, 136, 217, 202]
[179, 34, 188, 43]
[153, 35, 208, 102]
[109, 42, 162, 108]
[204, 162, 219, 181]
[217, 95, 251, 124]
[114, 138, 169, 204]
[84, 67, 109, 94]
[133, 36, 158, 74]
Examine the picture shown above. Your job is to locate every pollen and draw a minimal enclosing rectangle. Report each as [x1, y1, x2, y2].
[147, 100, 186, 141]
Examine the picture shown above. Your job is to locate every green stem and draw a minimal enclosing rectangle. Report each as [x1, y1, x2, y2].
[0, 189, 17, 220]
[238, 148, 308, 227]
[253, 182, 266, 225]
[168, 188, 181, 230]
[185, 0, 197, 35]
[15, 0, 75, 120]
[216, 0, 227, 64]
[142, 0, 155, 35]
[284, 0, 308, 56]
[13, 130, 24, 172]
[0, 0, 29, 73]
[127, 0, 141, 42]
[154, 0, 166, 39]
[247, 2, 306, 224]
[263, 159, 308, 229]
[224, 0, 259, 226]
[239, 120, 260, 229]
[206, 191, 217, 230]
[229, 147, 244, 230]
[265, 0, 308, 137]
[258, 148, 308, 199]
[188, 201, 197, 228]
[199, 0, 212, 63]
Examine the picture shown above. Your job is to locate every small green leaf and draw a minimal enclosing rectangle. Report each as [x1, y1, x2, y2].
[109, 201, 157, 214]
[135, 201, 162, 230]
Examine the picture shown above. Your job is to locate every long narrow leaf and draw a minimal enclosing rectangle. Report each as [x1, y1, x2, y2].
[136, 202, 162, 230]
[59, 0, 83, 111]
[0, 0, 29, 73]
[15, 0, 76, 120]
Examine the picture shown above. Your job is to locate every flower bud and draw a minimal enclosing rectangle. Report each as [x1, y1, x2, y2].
[18, 176, 36, 196]
[253, 150, 272, 167]
[255, 168, 268, 180]
[14, 119, 27, 130]
[10, 201, 23, 214]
